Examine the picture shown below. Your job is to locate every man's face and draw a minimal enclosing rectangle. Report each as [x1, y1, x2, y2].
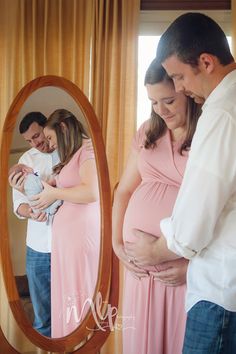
[22, 122, 52, 153]
[162, 55, 206, 102]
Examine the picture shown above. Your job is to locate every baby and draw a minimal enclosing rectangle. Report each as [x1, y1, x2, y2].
[9, 163, 62, 221]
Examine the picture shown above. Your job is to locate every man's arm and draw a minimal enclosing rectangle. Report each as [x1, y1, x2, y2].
[16, 203, 47, 222]
[161, 110, 236, 259]
[17, 203, 32, 218]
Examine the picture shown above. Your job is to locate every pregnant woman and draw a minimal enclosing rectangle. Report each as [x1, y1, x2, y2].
[32, 109, 100, 337]
[112, 58, 201, 354]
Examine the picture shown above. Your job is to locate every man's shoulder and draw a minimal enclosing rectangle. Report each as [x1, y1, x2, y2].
[19, 148, 38, 160]
[19, 148, 48, 165]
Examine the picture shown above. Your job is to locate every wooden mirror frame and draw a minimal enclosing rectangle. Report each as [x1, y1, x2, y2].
[0, 75, 119, 353]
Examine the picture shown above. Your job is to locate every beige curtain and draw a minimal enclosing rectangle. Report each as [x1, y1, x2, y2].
[0, 0, 93, 124]
[0, 0, 139, 352]
[91, 0, 139, 188]
[90, 2, 140, 353]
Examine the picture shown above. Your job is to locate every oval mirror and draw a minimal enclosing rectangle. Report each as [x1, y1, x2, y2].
[0, 75, 118, 353]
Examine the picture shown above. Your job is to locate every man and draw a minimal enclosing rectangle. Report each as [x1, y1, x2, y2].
[125, 13, 236, 353]
[9, 112, 59, 337]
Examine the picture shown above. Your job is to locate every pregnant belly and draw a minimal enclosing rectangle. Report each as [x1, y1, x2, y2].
[123, 184, 180, 272]
[52, 201, 100, 249]
[123, 183, 179, 243]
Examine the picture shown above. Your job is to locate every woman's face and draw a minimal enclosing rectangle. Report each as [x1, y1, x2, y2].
[146, 81, 188, 132]
[43, 126, 58, 150]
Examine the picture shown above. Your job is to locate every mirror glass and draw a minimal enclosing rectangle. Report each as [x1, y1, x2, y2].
[7, 87, 100, 339]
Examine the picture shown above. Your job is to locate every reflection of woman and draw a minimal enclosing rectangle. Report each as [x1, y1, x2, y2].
[33, 109, 100, 338]
[112, 59, 201, 354]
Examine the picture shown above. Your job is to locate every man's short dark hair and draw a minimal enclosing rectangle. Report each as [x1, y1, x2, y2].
[156, 12, 234, 67]
[19, 112, 47, 134]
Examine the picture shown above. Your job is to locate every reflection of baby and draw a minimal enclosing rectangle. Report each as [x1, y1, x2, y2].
[9, 163, 62, 220]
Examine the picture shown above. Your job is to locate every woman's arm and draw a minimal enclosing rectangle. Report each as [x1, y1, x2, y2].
[31, 159, 99, 208]
[125, 230, 180, 266]
[112, 149, 148, 277]
[55, 159, 99, 203]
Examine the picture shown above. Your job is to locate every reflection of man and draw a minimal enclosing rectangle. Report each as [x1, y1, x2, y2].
[9, 112, 59, 337]
[125, 12, 236, 353]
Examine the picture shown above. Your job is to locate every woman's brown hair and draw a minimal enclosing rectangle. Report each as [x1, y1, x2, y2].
[45, 109, 89, 174]
[144, 58, 201, 153]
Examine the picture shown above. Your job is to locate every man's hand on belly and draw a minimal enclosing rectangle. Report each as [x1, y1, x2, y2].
[149, 258, 188, 286]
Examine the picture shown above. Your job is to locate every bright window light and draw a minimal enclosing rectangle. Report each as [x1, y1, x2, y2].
[137, 36, 160, 128]
[227, 36, 232, 51]
[137, 35, 232, 128]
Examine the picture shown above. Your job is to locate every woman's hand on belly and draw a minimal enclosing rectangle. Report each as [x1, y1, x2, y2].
[124, 229, 159, 266]
[113, 242, 149, 279]
[149, 258, 189, 286]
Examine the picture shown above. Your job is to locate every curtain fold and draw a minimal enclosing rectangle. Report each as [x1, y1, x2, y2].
[92, 3, 140, 352]
[91, 0, 139, 188]
[0, 0, 139, 352]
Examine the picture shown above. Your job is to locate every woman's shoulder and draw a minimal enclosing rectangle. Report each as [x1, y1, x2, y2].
[132, 119, 152, 150]
[73, 139, 95, 164]
[137, 119, 151, 134]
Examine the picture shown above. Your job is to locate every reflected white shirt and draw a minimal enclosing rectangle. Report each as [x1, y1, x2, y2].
[13, 148, 59, 253]
[160, 70, 236, 312]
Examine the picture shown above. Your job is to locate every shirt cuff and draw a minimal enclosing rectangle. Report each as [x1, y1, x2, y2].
[160, 217, 197, 259]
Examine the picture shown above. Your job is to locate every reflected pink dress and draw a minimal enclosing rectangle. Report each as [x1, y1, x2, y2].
[51, 143, 100, 338]
[122, 121, 187, 354]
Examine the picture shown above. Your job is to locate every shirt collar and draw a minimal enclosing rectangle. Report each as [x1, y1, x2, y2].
[202, 69, 236, 110]
[29, 147, 51, 156]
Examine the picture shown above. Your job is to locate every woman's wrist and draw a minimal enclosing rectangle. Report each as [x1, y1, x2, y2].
[51, 185, 59, 200]
[112, 240, 124, 259]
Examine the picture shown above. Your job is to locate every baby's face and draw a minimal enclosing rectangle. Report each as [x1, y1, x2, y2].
[22, 166, 34, 174]
[9, 164, 33, 176]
